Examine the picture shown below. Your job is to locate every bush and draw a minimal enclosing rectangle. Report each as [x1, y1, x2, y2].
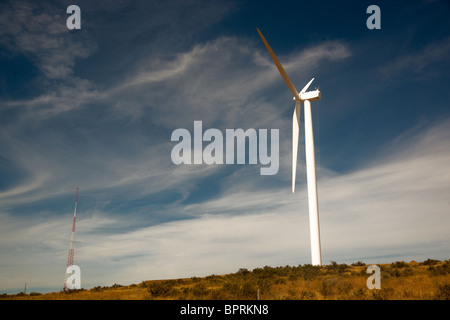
[288, 273, 299, 282]
[91, 286, 103, 292]
[421, 259, 440, 266]
[210, 287, 228, 300]
[391, 261, 407, 268]
[371, 287, 394, 300]
[429, 261, 450, 276]
[285, 289, 297, 300]
[237, 268, 250, 276]
[336, 281, 353, 294]
[222, 281, 240, 298]
[300, 290, 316, 300]
[241, 281, 257, 299]
[434, 283, 450, 300]
[147, 281, 175, 298]
[192, 283, 209, 297]
[401, 267, 414, 277]
[352, 287, 368, 299]
[319, 278, 338, 297]
[256, 278, 273, 295]
[326, 262, 349, 274]
[300, 264, 321, 280]
[64, 288, 86, 294]
[385, 267, 401, 278]
[252, 266, 276, 278]
[205, 274, 221, 282]
[219, 279, 260, 299]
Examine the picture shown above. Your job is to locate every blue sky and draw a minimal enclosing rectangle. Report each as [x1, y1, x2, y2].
[0, 0, 449, 293]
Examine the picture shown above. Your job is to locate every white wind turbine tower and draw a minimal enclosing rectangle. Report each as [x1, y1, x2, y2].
[257, 28, 322, 266]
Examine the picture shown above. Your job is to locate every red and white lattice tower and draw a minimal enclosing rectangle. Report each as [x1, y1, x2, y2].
[64, 186, 78, 291]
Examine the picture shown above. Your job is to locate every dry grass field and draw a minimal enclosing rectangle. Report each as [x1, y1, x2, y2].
[2, 259, 449, 300]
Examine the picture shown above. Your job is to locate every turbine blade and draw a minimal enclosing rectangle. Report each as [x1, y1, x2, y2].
[257, 28, 301, 102]
[292, 102, 301, 193]
[300, 78, 315, 94]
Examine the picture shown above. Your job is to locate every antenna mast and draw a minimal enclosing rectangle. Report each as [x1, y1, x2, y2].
[64, 186, 78, 291]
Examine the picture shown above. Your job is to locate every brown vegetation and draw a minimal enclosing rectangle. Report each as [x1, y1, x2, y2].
[2, 259, 449, 300]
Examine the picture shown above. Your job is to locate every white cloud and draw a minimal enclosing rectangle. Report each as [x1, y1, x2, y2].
[1, 118, 449, 291]
[0, 1, 96, 79]
[99, 36, 352, 132]
[379, 37, 450, 79]
[0, 35, 350, 210]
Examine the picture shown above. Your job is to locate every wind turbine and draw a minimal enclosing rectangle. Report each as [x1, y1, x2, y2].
[257, 28, 322, 266]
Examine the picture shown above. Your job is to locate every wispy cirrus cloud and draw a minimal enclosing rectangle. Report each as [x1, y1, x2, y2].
[1, 117, 449, 291]
[104, 36, 351, 128]
[0, 35, 351, 209]
[0, 1, 96, 80]
[379, 37, 450, 80]
[1, 33, 351, 124]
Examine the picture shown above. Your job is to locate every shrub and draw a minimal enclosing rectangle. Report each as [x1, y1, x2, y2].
[328, 263, 349, 274]
[383, 265, 401, 278]
[205, 274, 221, 282]
[237, 268, 250, 276]
[336, 281, 353, 294]
[285, 289, 297, 300]
[222, 281, 240, 298]
[319, 278, 338, 297]
[252, 266, 276, 278]
[241, 281, 257, 299]
[64, 288, 85, 294]
[371, 287, 394, 300]
[421, 259, 440, 266]
[147, 281, 175, 298]
[256, 278, 273, 295]
[352, 287, 368, 299]
[429, 261, 450, 276]
[288, 273, 299, 282]
[401, 267, 414, 277]
[434, 283, 450, 300]
[192, 283, 209, 297]
[391, 261, 407, 268]
[210, 287, 228, 300]
[300, 264, 321, 280]
[300, 290, 316, 300]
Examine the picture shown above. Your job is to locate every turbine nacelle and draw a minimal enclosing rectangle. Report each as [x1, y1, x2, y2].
[293, 89, 321, 102]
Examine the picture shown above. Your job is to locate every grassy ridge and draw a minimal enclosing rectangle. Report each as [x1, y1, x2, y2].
[3, 259, 449, 300]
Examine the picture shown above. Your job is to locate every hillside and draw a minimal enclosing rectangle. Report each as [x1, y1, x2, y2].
[2, 259, 449, 300]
